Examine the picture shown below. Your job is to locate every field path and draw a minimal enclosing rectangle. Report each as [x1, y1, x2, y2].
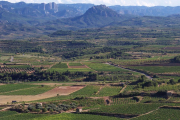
[129, 107, 160, 119]
[82, 62, 97, 72]
[95, 86, 104, 95]
[119, 85, 127, 93]
[0, 86, 84, 105]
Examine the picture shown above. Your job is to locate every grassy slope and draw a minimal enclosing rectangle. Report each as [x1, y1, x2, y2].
[132, 108, 180, 120]
[90, 103, 166, 114]
[51, 63, 68, 68]
[96, 86, 122, 96]
[0, 111, 49, 120]
[0, 84, 37, 93]
[84, 62, 128, 72]
[129, 66, 180, 73]
[32, 113, 122, 120]
[69, 63, 83, 66]
[48, 68, 93, 72]
[0, 86, 54, 95]
[70, 85, 100, 97]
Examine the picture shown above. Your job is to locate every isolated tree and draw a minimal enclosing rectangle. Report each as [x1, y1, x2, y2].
[169, 79, 176, 85]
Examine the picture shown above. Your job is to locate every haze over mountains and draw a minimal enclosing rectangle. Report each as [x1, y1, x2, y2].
[1, 1, 180, 39]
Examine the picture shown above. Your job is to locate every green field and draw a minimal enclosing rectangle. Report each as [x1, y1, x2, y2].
[32, 62, 54, 65]
[140, 84, 180, 92]
[90, 103, 165, 115]
[110, 97, 137, 105]
[124, 84, 180, 92]
[7, 65, 31, 69]
[69, 63, 83, 66]
[0, 56, 10, 60]
[51, 63, 68, 68]
[140, 96, 168, 103]
[96, 86, 122, 96]
[0, 84, 37, 93]
[128, 66, 180, 73]
[0, 111, 49, 120]
[48, 68, 93, 72]
[32, 113, 122, 120]
[84, 62, 128, 72]
[0, 86, 53, 95]
[30, 95, 74, 103]
[70, 85, 100, 97]
[132, 108, 180, 120]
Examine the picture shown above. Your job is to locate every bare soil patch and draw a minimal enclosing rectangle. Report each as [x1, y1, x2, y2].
[0, 86, 84, 104]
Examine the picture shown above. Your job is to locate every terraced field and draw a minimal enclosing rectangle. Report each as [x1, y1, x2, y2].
[128, 66, 180, 73]
[84, 62, 128, 72]
[0, 85, 84, 104]
[51, 63, 68, 68]
[69, 63, 83, 66]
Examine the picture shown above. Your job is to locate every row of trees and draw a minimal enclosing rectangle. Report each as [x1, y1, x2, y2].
[0, 70, 98, 83]
[92, 51, 131, 59]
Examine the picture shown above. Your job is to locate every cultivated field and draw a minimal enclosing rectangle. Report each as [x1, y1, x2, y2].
[0, 85, 84, 104]
[84, 62, 128, 72]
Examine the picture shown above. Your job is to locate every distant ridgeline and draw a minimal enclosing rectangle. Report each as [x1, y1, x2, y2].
[1, 1, 180, 17]
[1, 2, 180, 39]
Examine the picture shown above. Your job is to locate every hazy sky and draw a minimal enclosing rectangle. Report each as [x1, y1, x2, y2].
[2, 0, 180, 6]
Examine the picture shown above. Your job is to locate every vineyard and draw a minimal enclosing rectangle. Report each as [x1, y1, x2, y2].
[132, 108, 180, 120]
[140, 96, 168, 103]
[1, 4, 180, 120]
[32, 113, 122, 120]
[48, 68, 93, 72]
[69, 63, 83, 66]
[51, 63, 68, 68]
[0, 84, 37, 93]
[90, 103, 168, 115]
[96, 86, 122, 97]
[0, 67, 35, 73]
[0, 86, 54, 95]
[0, 111, 49, 120]
[83, 62, 128, 72]
[110, 97, 137, 105]
[70, 85, 100, 97]
[128, 66, 180, 74]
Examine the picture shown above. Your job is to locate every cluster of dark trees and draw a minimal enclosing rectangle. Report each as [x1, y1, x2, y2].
[92, 51, 131, 59]
[136, 75, 179, 89]
[0, 41, 44, 53]
[136, 75, 158, 88]
[0, 70, 98, 83]
[172, 56, 180, 63]
[63, 47, 129, 59]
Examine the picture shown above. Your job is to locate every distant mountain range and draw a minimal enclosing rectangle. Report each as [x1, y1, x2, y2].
[1, 1, 180, 18]
[1, 1, 180, 39]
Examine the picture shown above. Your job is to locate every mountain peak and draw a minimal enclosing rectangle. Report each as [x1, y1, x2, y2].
[84, 5, 120, 17]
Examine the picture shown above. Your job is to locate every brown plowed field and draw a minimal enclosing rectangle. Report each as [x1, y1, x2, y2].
[0, 86, 85, 104]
